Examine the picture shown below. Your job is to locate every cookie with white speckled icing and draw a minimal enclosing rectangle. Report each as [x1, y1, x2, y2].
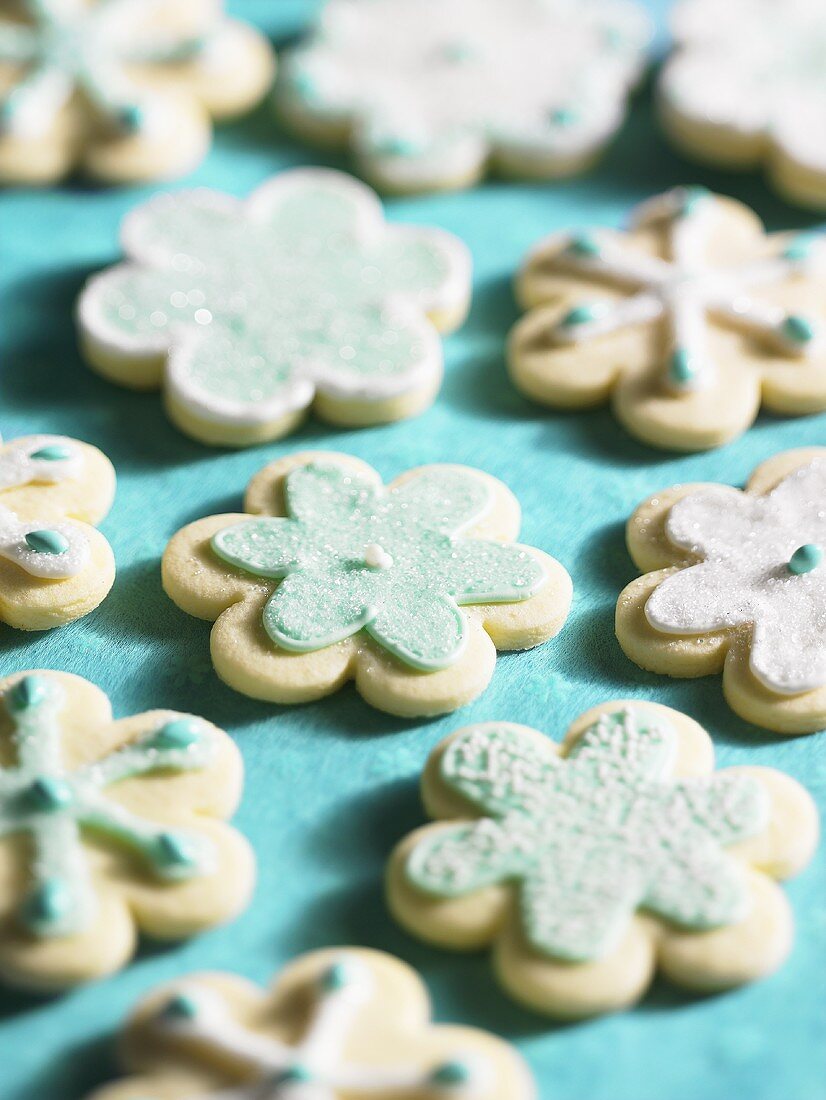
[276, 0, 652, 194]
[0, 0, 274, 185]
[387, 702, 819, 1018]
[0, 671, 254, 992]
[161, 451, 572, 717]
[78, 168, 471, 446]
[84, 948, 536, 1100]
[0, 432, 116, 629]
[618, 448, 826, 734]
[508, 187, 826, 451]
[659, 0, 826, 210]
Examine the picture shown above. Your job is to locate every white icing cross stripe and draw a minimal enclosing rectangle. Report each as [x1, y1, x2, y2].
[0, 434, 83, 491]
[547, 186, 824, 391]
[153, 957, 485, 1098]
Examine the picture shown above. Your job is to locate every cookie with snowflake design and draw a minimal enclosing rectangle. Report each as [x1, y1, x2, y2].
[508, 187, 826, 450]
[84, 948, 536, 1100]
[387, 702, 818, 1018]
[0, 432, 116, 629]
[0, 671, 254, 991]
[276, 0, 652, 194]
[0, 0, 274, 185]
[660, 0, 826, 210]
[162, 452, 571, 717]
[78, 169, 472, 446]
[617, 448, 826, 734]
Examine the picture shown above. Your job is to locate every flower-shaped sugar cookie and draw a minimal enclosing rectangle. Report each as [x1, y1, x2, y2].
[618, 448, 826, 734]
[0, 432, 115, 629]
[0, 671, 254, 991]
[660, 0, 826, 210]
[277, 0, 652, 194]
[508, 187, 826, 450]
[78, 169, 471, 446]
[0, 0, 274, 184]
[85, 948, 536, 1100]
[387, 702, 818, 1018]
[162, 452, 571, 717]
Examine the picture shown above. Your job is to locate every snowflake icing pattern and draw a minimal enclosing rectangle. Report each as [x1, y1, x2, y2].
[661, 0, 826, 204]
[646, 456, 826, 696]
[137, 954, 488, 1098]
[79, 169, 469, 439]
[406, 709, 768, 960]
[212, 461, 545, 671]
[279, 0, 652, 189]
[0, 674, 216, 939]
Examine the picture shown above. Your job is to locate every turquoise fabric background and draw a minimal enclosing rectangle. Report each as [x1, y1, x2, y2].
[0, 2, 823, 1097]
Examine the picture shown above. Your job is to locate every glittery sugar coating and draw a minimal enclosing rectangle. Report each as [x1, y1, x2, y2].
[79, 169, 470, 432]
[212, 461, 546, 671]
[0, 676, 216, 939]
[406, 709, 768, 960]
[279, 0, 652, 188]
[646, 457, 826, 695]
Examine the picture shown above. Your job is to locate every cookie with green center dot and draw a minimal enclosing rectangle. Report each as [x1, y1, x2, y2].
[86, 949, 536, 1099]
[619, 448, 826, 733]
[276, 0, 652, 194]
[0, 0, 274, 185]
[0, 670, 254, 991]
[388, 702, 818, 1017]
[0, 433, 116, 630]
[509, 188, 826, 451]
[162, 451, 572, 717]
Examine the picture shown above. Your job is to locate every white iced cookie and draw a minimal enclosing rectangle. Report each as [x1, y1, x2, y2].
[162, 452, 572, 717]
[276, 0, 652, 194]
[84, 948, 536, 1100]
[78, 168, 472, 447]
[660, 0, 826, 210]
[0, 0, 274, 185]
[0, 671, 255, 991]
[387, 703, 819, 1019]
[508, 186, 826, 451]
[0, 432, 115, 629]
[618, 448, 826, 734]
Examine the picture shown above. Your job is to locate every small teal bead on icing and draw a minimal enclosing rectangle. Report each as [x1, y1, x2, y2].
[7, 674, 49, 713]
[115, 104, 144, 134]
[781, 314, 816, 345]
[320, 960, 350, 992]
[25, 776, 74, 814]
[25, 529, 69, 555]
[276, 1065, 313, 1084]
[430, 1060, 471, 1087]
[151, 718, 202, 751]
[442, 41, 473, 62]
[375, 134, 423, 157]
[550, 106, 577, 127]
[30, 444, 71, 461]
[567, 233, 601, 258]
[292, 70, 318, 101]
[22, 877, 71, 930]
[153, 832, 197, 871]
[668, 347, 698, 386]
[676, 185, 710, 217]
[783, 233, 819, 262]
[162, 992, 199, 1020]
[788, 544, 822, 575]
[560, 302, 602, 327]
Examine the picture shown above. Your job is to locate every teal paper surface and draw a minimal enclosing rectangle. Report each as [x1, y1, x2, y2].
[0, 3, 823, 1097]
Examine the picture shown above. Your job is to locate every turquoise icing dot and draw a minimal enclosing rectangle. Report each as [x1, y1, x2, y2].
[560, 302, 603, 327]
[30, 444, 71, 461]
[781, 314, 816, 344]
[442, 41, 473, 62]
[677, 185, 710, 217]
[320, 960, 350, 992]
[292, 70, 318, 101]
[567, 233, 601, 258]
[430, 1060, 471, 1087]
[7, 674, 48, 713]
[783, 233, 819, 262]
[114, 104, 144, 134]
[668, 347, 698, 386]
[24, 529, 69, 555]
[788, 544, 822, 575]
[153, 832, 198, 871]
[22, 877, 71, 931]
[162, 992, 199, 1020]
[25, 776, 74, 814]
[375, 134, 424, 157]
[150, 718, 202, 751]
[276, 1065, 313, 1084]
[550, 106, 577, 126]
